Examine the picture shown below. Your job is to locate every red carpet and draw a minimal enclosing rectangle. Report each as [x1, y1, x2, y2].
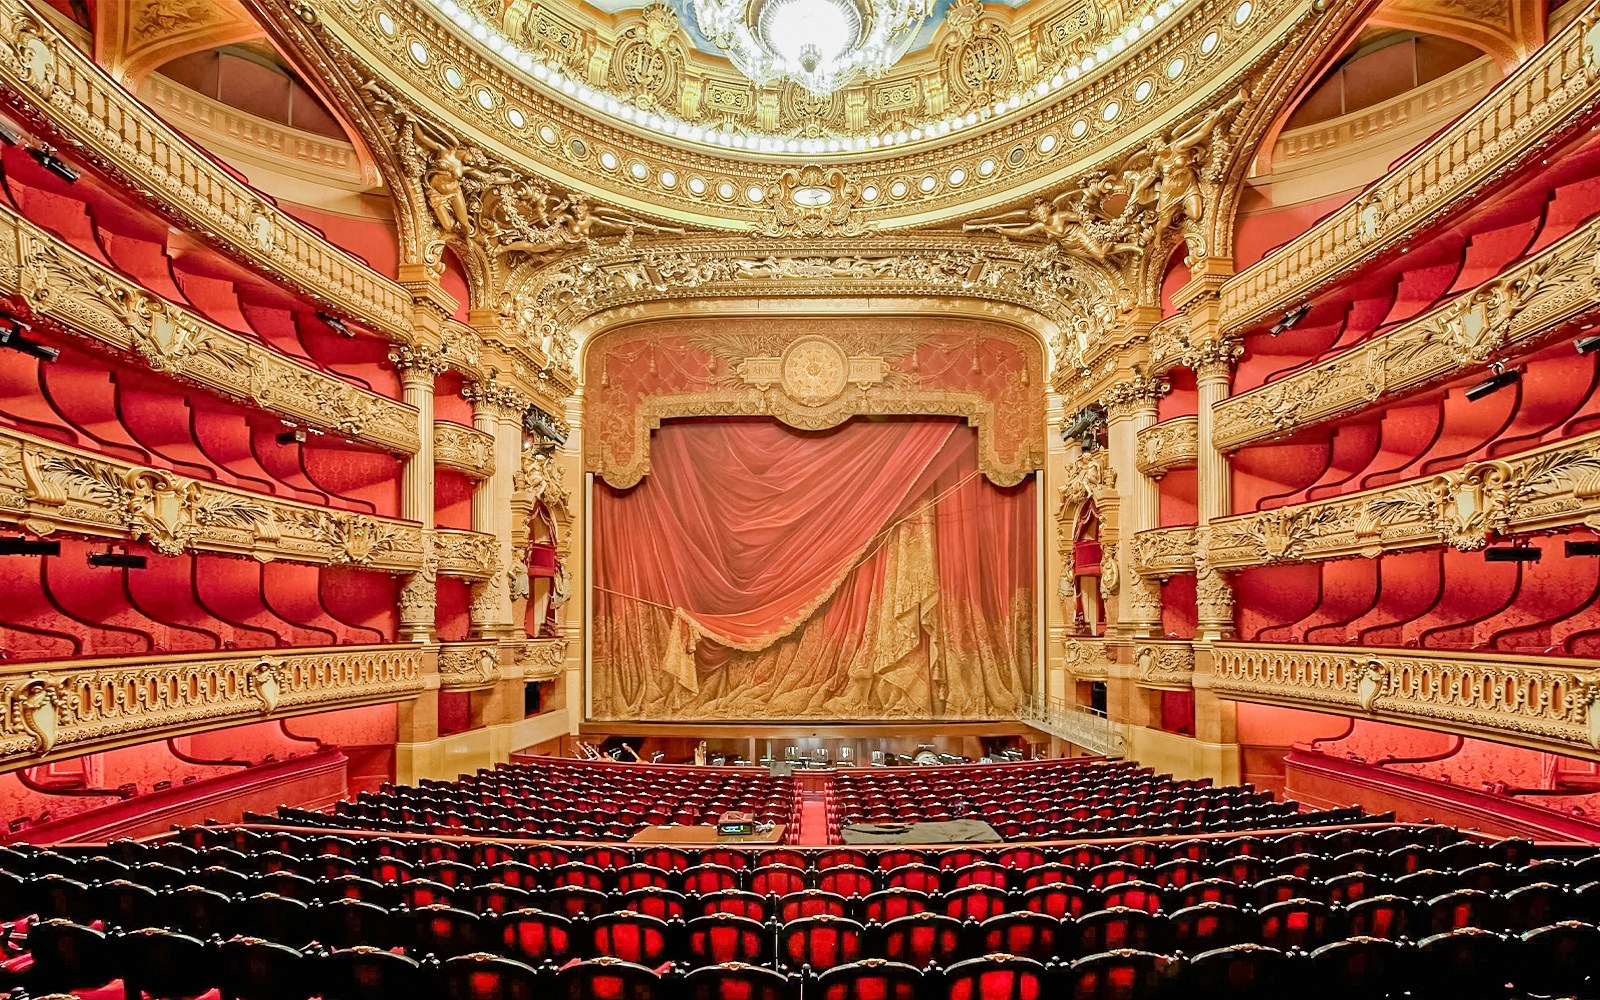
[797, 790, 830, 845]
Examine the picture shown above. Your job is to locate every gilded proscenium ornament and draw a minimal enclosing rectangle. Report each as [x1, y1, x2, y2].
[0, 645, 422, 770]
[514, 449, 571, 511]
[0, 0, 415, 337]
[5, 210, 419, 454]
[1204, 430, 1600, 569]
[1209, 642, 1600, 758]
[0, 426, 427, 571]
[1214, 217, 1600, 451]
[1135, 416, 1199, 478]
[758, 166, 869, 238]
[1218, 5, 1600, 333]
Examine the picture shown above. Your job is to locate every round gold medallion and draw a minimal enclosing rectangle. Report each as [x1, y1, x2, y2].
[780, 336, 850, 406]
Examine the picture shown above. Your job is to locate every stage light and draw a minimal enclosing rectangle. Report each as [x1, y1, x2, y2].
[276, 429, 306, 445]
[0, 319, 59, 362]
[1484, 545, 1541, 563]
[0, 537, 60, 556]
[1270, 303, 1311, 335]
[88, 552, 147, 569]
[27, 143, 77, 183]
[1575, 333, 1600, 355]
[317, 312, 353, 337]
[1565, 541, 1600, 557]
[1465, 361, 1520, 402]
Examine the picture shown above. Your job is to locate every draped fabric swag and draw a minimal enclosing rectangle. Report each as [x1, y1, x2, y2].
[593, 417, 1035, 721]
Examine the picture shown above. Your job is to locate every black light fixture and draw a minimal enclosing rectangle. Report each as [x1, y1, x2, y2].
[27, 143, 78, 183]
[1575, 330, 1600, 355]
[88, 551, 147, 569]
[317, 312, 353, 337]
[1270, 303, 1311, 336]
[276, 428, 307, 445]
[1465, 360, 1521, 402]
[0, 318, 59, 362]
[1565, 541, 1600, 557]
[1484, 545, 1542, 563]
[0, 537, 60, 556]
[0, 121, 20, 146]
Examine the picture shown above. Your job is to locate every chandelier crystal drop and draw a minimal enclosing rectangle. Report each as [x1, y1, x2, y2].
[693, 0, 933, 95]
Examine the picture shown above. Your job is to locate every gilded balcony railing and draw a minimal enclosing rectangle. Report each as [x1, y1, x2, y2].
[0, 645, 424, 770]
[0, 0, 414, 337]
[1209, 642, 1600, 757]
[1219, 1, 1600, 333]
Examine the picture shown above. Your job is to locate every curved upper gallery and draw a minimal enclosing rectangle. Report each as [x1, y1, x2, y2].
[253, 0, 1355, 235]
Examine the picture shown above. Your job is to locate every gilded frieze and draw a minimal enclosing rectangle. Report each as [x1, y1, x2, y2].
[1133, 641, 1196, 689]
[1132, 525, 1197, 577]
[1205, 430, 1600, 569]
[0, 645, 422, 770]
[435, 527, 503, 581]
[1214, 217, 1600, 451]
[0, 426, 427, 571]
[437, 641, 503, 690]
[1209, 642, 1600, 757]
[433, 421, 496, 478]
[1135, 415, 1199, 477]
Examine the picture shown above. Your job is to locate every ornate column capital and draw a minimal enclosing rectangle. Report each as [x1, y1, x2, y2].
[461, 377, 530, 418]
[389, 342, 451, 384]
[1187, 336, 1244, 381]
[1102, 372, 1171, 421]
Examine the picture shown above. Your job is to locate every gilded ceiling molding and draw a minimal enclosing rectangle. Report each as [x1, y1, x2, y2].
[1209, 642, 1600, 758]
[249, 0, 1336, 234]
[0, 644, 422, 771]
[520, 235, 1117, 383]
[1135, 414, 1199, 477]
[584, 316, 1047, 487]
[0, 205, 421, 455]
[1214, 215, 1600, 450]
[1218, 2, 1600, 334]
[1205, 429, 1600, 569]
[0, 0, 417, 339]
[0, 424, 435, 572]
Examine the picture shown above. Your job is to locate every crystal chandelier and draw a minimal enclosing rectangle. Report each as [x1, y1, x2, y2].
[692, 0, 933, 96]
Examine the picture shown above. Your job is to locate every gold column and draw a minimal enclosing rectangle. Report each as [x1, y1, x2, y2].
[391, 347, 449, 642]
[463, 378, 526, 640]
[1103, 370, 1168, 639]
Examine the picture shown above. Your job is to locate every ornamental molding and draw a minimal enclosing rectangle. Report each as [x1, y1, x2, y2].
[1102, 371, 1171, 419]
[0, 206, 420, 454]
[0, 0, 415, 338]
[1206, 430, 1600, 569]
[0, 426, 425, 570]
[524, 235, 1117, 381]
[254, 0, 1332, 237]
[0, 645, 422, 770]
[461, 376, 532, 416]
[433, 421, 496, 478]
[1133, 641, 1196, 689]
[1219, 4, 1600, 333]
[515, 636, 569, 681]
[1214, 216, 1600, 451]
[513, 451, 570, 512]
[1062, 636, 1115, 680]
[437, 641, 503, 690]
[1135, 416, 1199, 478]
[1132, 525, 1197, 578]
[1209, 642, 1600, 758]
[1058, 447, 1118, 512]
[434, 527, 502, 581]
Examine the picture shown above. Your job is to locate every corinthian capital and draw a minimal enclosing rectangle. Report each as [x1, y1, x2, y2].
[1186, 336, 1243, 378]
[461, 377, 530, 416]
[1102, 372, 1170, 420]
[388, 342, 452, 379]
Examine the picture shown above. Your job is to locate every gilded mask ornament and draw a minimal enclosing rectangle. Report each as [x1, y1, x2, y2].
[250, 659, 286, 714]
[760, 166, 868, 238]
[1370, 450, 1600, 551]
[14, 18, 56, 99]
[15, 678, 62, 756]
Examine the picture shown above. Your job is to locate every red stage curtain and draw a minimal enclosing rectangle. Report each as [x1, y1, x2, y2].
[593, 417, 1035, 721]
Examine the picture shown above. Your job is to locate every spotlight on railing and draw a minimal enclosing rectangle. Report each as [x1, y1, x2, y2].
[0, 536, 59, 556]
[1465, 360, 1520, 402]
[27, 143, 78, 183]
[1574, 331, 1600, 355]
[317, 312, 353, 337]
[276, 421, 324, 446]
[1270, 303, 1311, 336]
[1565, 540, 1600, 556]
[88, 551, 147, 569]
[1484, 545, 1541, 563]
[0, 319, 59, 362]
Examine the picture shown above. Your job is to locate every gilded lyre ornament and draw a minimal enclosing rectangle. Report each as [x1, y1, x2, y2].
[759, 166, 869, 238]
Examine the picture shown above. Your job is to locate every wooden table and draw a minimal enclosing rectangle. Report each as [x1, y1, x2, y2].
[628, 823, 787, 845]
